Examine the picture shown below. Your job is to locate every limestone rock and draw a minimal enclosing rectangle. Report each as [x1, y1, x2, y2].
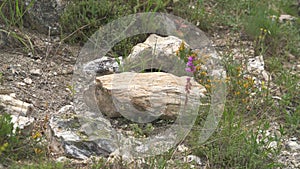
[95, 72, 206, 122]
[122, 34, 189, 76]
[0, 94, 34, 116]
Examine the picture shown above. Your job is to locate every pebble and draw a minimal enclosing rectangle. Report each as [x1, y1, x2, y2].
[177, 144, 189, 152]
[184, 155, 202, 165]
[287, 140, 300, 151]
[296, 64, 300, 71]
[30, 69, 42, 76]
[24, 77, 32, 84]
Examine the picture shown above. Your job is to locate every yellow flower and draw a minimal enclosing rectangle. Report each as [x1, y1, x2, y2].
[34, 148, 43, 154]
[200, 71, 207, 76]
[205, 84, 211, 89]
[179, 41, 185, 51]
[32, 132, 42, 139]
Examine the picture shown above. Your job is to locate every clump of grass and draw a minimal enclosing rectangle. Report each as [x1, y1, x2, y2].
[0, 0, 35, 53]
[190, 111, 283, 168]
[0, 0, 35, 28]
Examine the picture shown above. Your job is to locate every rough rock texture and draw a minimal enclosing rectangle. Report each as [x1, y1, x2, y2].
[95, 72, 206, 121]
[24, 0, 69, 35]
[0, 94, 34, 116]
[48, 105, 117, 159]
[0, 93, 35, 133]
[122, 34, 189, 76]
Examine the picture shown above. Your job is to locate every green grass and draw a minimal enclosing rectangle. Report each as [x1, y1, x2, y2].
[1, 0, 299, 168]
[0, 0, 35, 52]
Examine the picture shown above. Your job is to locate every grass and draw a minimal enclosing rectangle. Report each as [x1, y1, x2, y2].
[1, 0, 299, 168]
[0, 0, 35, 53]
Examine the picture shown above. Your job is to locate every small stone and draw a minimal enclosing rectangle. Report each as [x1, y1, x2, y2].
[24, 77, 32, 84]
[291, 137, 297, 141]
[30, 69, 42, 76]
[267, 141, 277, 149]
[184, 155, 202, 165]
[11, 115, 35, 132]
[279, 14, 295, 22]
[177, 144, 189, 152]
[287, 141, 300, 151]
[17, 82, 26, 86]
[56, 156, 68, 163]
[296, 65, 300, 71]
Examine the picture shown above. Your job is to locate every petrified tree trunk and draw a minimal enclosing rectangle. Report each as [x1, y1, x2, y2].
[95, 72, 206, 122]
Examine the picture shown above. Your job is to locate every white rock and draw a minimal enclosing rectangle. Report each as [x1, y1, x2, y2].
[24, 77, 32, 84]
[0, 94, 34, 115]
[30, 69, 42, 75]
[247, 55, 265, 73]
[184, 155, 202, 165]
[279, 14, 295, 22]
[124, 34, 189, 76]
[287, 141, 300, 151]
[296, 64, 300, 71]
[267, 141, 278, 149]
[10, 115, 35, 133]
[177, 144, 189, 152]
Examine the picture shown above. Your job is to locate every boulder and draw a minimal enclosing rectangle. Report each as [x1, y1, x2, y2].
[122, 34, 189, 76]
[95, 72, 206, 122]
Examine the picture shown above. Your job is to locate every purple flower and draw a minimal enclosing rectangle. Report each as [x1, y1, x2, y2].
[188, 56, 194, 61]
[185, 56, 196, 73]
[185, 67, 195, 72]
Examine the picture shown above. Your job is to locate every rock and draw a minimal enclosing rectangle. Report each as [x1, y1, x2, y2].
[24, 77, 33, 84]
[177, 144, 189, 152]
[122, 34, 188, 76]
[83, 56, 123, 76]
[95, 72, 206, 122]
[23, 0, 69, 35]
[0, 94, 34, 116]
[48, 105, 117, 160]
[184, 155, 202, 165]
[287, 140, 300, 152]
[279, 14, 296, 23]
[30, 69, 42, 76]
[10, 115, 35, 134]
[296, 64, 300, 71]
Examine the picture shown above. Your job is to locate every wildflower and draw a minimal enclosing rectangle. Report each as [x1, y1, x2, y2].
[185, 56, 196, 73]
[200, 71, 207, 76]
[34, 148, 43, 154]
[32, 131, 42, 139]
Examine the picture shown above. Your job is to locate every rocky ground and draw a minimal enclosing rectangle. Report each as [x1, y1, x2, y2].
[0, 26, 299, 168]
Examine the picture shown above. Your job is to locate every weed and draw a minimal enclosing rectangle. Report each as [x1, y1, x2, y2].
[0, 0, 35, 28]
[0, 0, 35, 53]
[0, 113, 47, 167]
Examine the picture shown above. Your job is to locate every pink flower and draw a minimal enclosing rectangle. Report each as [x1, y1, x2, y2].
[186, 56, 196, 73]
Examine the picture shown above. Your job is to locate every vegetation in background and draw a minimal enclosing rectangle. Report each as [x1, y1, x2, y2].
[0, 0, 35, 52]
